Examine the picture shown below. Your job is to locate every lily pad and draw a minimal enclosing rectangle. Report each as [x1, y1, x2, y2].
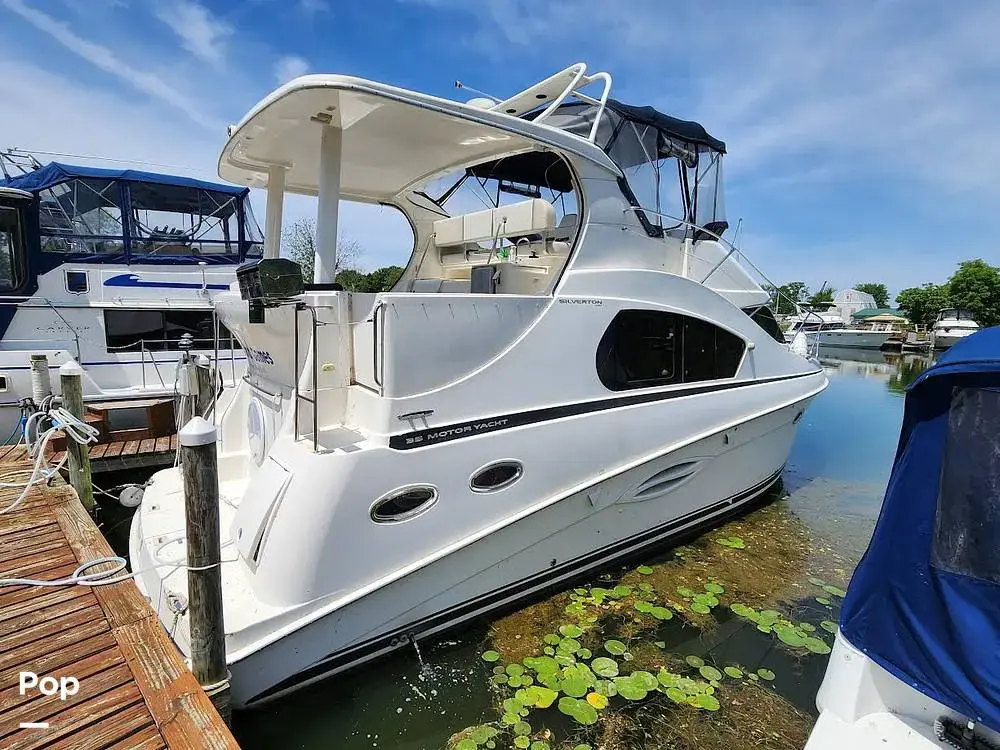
[501, 712, 519, 725]
[637, 565, 654, 575]
[757, 668, 775, 680]
[820, 620, 837, 634]
[747, 672, 759, 681]
[723, 666, 743, 679]
[591, 657, 619, 677]
[557, 696, 599, 726]
[804, 637, 832, 654]
[507, 676, 523, 688]
[586, 691, 608, 709]
[558, 638, 582, 653]
[612, 585, 632, 598]
[650, 606, 673, 621]
[456, 740, 477, 750]
[665, 686, 687, 703]
[612, 675, 649, 700]
[470, 726, 499, 743]
[531, 743, 551, 750]
[799, 623, 816, 633]
[604, 639, 627, 656]
[532, 686, 559, 708]
[690, 603, 712, 615]
[481, 650, 500, 662]
[676, 586, 697, 598]
[577, 648, 592, 660]
[822, 584, 847, 598]
[704, 582, 725, 594]
[693, 593, 719, 607]
[816, 597, 832, 606]
[694, 693, 720, 711]
[685, 655, 705, 668]
[513, 721, 532, 736]
[632, 671, 659, 691]
[775, 628, 807, 648]
[506, 663, 525, 676]
[715, 536, 746, 549]
[730, 603, 756, 619]
[699, 665, 723, 681]
[808, 577, 826, 586]
[559, 624, 582, 638]
[634, 601, 653, 614]
[514, 738, 530, 749]
[573, 746, 593, 750]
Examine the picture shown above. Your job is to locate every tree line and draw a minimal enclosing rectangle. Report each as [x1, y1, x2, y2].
[771, 259, 1000, 328]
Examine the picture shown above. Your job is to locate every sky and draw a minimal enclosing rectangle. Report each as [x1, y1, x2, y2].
[2, 0, 999, 300]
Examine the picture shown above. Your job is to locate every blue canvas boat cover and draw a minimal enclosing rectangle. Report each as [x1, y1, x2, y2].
[1, 162, 248, 197]
[840, 326, 1000, 730]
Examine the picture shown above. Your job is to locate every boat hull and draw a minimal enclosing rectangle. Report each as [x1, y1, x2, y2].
[809, 330, 895, 349]
[131, 392, 818, 707]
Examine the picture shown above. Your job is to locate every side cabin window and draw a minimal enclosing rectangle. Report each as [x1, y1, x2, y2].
[596, 309, 745, 391]
[931, 386, 1000, 584]
[104, 309, 240, 352]
[742, 305, 784, 344]
[615, 122, 687, 237]
[129, 183, 239, 256]
[39, 178, 124, 254]
[0, 205, 24, 291]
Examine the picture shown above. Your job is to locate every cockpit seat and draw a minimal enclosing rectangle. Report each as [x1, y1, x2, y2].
[433, 198, 556, 247]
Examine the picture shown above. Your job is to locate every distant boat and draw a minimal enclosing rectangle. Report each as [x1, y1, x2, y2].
[930, 307, 979, 350]
[806, 326, 1000, 749]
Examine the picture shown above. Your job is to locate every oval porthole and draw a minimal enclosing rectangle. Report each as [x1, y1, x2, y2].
[470, 460, 523, 493]
[370, 485, 438, 523]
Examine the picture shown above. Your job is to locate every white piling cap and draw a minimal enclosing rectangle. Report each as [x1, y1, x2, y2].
[179, 416, 217, 447]
[59, 359, 84, 376]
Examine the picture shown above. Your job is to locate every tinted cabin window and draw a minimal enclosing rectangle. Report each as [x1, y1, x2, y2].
[596, 310, 745, 391]
[39, 178, 124, 254]
[104, 309, 240, 352]
[0, 206, 24, 291]
[742, 306, 784, 343]
[931, 387, 1000, 584]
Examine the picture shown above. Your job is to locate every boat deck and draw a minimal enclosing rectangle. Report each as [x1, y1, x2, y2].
[0, 452, 238, 748]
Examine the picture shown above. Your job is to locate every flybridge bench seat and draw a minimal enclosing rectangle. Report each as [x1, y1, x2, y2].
[410, 198, 572, 295]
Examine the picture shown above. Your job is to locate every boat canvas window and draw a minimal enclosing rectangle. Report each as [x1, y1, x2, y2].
[104, 309, 239, 352]
[596, 309, 745, 391]
[39, 178, 124, 254]
[0, 205, 24, 291]
[742, 305, 784, 343]
[129, 182, 239, 256]
[931, 386, 1000, 584]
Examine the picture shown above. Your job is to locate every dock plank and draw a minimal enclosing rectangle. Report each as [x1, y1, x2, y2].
[154, 436, 171, 454]
[138, 438, 157, 455]
[0, 451, 238, 749]
[102, 441, 125, 459]
[123, 440, 142, 457]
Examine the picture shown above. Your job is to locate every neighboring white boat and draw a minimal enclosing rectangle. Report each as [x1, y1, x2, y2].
[808, 321, 905, 350]
[783, 304, 845, 343]
[0, 160, 259, 439]
[930, 307, 979, 349]
[130, 64, 828, 707]
[806, 327, 1000, 750]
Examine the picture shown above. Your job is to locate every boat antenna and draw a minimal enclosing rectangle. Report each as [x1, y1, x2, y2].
[454, 80, 501, 104]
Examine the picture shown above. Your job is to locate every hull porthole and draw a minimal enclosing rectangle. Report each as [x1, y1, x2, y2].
[470, 460, 523, 493]
[371, 485, 439, 523]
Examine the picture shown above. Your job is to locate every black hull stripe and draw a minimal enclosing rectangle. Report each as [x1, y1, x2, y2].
[390, 370, 820, 450]
[248, 468, 783, 705]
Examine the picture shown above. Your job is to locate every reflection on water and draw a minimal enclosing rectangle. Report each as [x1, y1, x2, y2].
[233, 351, 919, 750]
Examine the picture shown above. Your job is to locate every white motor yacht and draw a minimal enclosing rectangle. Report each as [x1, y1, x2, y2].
[930, 307, 979, 349]
[130, 64, 828, 707]
[782, 303, 845, 343]
[807, 321, 905, 350]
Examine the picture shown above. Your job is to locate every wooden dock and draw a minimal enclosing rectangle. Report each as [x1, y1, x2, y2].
[49, 435, 178, 474]
[0, 455, 238, 748]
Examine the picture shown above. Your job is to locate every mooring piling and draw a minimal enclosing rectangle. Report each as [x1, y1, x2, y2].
[179, 415, 231, 724]
[58, 359, 94, 513]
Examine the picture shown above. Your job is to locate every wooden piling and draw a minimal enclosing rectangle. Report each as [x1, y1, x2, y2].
[194, 354, 214, 418]
[179, 416, 230, 724]
[58, 360, 94, 514]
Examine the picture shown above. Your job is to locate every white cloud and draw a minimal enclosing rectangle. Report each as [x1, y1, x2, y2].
[154, 0, 232, 68]
[274, 55, 309, 84]
[298, 0, 329, 14]
[0, 0, 224, 132]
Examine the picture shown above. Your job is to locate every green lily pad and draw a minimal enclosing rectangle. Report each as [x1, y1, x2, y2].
[799, 622, 816, 633]
[693, 593, 719, 607]
[604, 639, 627, 656]
[501, 712, 519, 725]
[612, 585, 632, 597]
[808, 577, 826, 586]
[804, 637, 832, 654]
[650, 606, 673, 621]
[503, 698, 523, 714]
[507, 676, 523, 687]
[558, 624, 582, 638]
[543, 646, 555, 656]
[723, 666, 743, 679]
[513, 721, 532, 736]
[481, 650, 500, 662]
[456, 740, 477, 750]
[573, 745, 593, 750]
[822, 585, 847, 598]
[690, 603, 712, 614]
[491, 674, 508, 685]
[757, 623, 772, 633]
[612, 675, 649, 700]
[637, 582, 654, 593]
[694, 693, 720, 711]
[747, 672, 759, 681]
[543, 633, 561, 645]
[632, 671, 659, 691]
[775, 628, 807, 648]
[699, 665, 723, 681]
[492, 665, 506, 675]
[557, 696, 599, 725]
[586, 691, 608, 709]
[531, 743, 551, 750]
[470, 726, 499, 743]
[757, 667, 776, 681]
[816, 597, 832, 606]
[665, 686, 687, 703]
[532, 686, 559, 708]
[591, 657, 619, 678]
[658, 669, 680, 688]
[676, 586, 697, 598]
[558, 638, 582, 653]
[554, 654, 576, 667]
[637, 565, 654, 575]
[685, 655, 705, 668]
[574, 588, 589, 596]
[654, 641, 666, 649]
[577, 648, 592, 660]
[730, 603, 756, 619]
[558, 666, 593, 698]
[715, 536, 746, 549]
[634, 601, 653, 614]
[704, 582, 725, 594]
[514, 737, 530, 749]
[820, 620, 837, 634]
[565, 602, 586, 616]
[506, 663, 525, 676]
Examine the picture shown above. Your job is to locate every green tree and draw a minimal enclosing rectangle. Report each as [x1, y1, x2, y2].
[807, 286, 835, 306]
[359, 265, 405, 292]
[854, 282, 889, 308]
[896, 283, 950, 327]
[769, 281, 808, 315]
[946, 259, 1000, 327]
[280, 216, 362, 282]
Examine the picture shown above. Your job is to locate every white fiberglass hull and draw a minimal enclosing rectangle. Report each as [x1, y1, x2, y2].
[130, 387, 820, 707]
[806, 634, 1000, 749]
[808, 330, 895, 349]
[931, 328, 978, 349]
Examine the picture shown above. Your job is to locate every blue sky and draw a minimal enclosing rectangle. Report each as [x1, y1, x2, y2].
[2, 0, 998, 300]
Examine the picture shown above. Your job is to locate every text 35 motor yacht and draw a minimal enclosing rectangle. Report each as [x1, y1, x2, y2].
[130, 64, 828, 707]
[0, 161, 260, 438]
[930, 307, 979, 350]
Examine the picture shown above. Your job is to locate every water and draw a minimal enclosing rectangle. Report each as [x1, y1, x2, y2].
[232, 348, 933, 750]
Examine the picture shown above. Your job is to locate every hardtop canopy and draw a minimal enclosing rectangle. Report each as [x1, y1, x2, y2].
[840, 326, 1000, 730]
